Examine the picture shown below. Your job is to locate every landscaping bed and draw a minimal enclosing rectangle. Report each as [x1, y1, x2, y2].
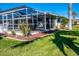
[4, 32, 49, 41]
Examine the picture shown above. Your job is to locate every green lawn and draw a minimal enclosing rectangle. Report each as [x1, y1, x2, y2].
[0, 25, 79, 56]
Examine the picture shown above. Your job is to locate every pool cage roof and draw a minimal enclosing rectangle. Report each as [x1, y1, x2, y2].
[0, 5, 57, 15]
[0, 5, 59, 20]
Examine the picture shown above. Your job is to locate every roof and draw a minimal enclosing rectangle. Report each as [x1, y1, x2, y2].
[0, 6, 27, 13]
[0, 5, 57, 17]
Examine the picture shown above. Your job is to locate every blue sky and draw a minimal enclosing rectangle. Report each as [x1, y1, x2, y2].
[0, 3, 79, 19]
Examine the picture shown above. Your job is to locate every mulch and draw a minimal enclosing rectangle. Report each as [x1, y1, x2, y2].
[4, 32, 48, 41]
[2, 30, 58, 41]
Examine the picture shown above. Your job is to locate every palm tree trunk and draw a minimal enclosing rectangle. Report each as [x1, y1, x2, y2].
[68, 3, 72, 30]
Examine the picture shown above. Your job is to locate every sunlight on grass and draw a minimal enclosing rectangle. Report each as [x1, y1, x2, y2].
[73, 25, 79, 31]
[0, 25, 79, 56]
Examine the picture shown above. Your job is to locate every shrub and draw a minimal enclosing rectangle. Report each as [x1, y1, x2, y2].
[19, 22, 30, 36]
[0, 36, 3, 39]
[60, 24, 65, 29]
[11, 30, 16, 35]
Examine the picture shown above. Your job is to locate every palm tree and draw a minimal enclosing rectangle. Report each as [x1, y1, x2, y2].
[68, 3, 72, 30]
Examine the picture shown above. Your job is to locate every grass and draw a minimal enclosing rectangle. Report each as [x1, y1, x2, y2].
[0, 25, 79, 56]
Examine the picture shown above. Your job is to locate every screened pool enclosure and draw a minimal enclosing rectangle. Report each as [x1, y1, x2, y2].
[0, 6, 57, 32]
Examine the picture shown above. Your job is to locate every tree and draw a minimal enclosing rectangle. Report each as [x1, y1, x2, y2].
[58, 16, 68, 29]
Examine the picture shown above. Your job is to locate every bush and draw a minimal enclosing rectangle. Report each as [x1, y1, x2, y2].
[60, 24, 65, 29]
[11, 30, 16, 35]
[19, 22, 30, 36]
[0, 36, 3, 39]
